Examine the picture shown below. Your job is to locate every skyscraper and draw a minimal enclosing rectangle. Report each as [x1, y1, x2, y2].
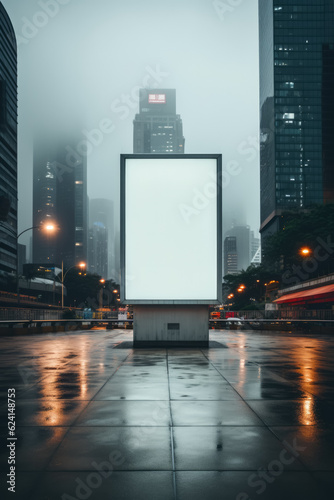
[89, 198, 114, 278]
[224, 225, 251, 272]
[33, 132, 88, 269]
[88, 223, 108, 278]
[0, 4, 17, 284]
[133, 89, 185, 153]
[250, 230, 261, 266]
[224, 236, 238, 275]
[259, 0, 334, 242]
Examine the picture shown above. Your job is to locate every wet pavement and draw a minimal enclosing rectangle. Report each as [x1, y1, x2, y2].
[0, 328, 334, 499]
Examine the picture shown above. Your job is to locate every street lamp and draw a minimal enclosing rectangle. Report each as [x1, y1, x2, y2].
[299, 247, 311, 257]
[99, 279, 106, 311]
[61, 261, 86, 309]
[14, 223, 56, 305]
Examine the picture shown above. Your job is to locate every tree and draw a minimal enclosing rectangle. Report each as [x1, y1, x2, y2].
[263, 204, 334, 278]
[61, 270, 103, 308]
[223, 264, 280, 310]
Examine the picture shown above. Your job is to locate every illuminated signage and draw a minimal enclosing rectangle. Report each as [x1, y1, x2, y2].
[148, 94, 166, 104]
[120, 154, 222, 305]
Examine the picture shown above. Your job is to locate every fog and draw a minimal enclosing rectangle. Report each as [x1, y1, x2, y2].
[2, 0, 260, 255]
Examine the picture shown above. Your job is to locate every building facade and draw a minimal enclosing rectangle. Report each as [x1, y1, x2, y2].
[224, 236, 238, 275]
[33, 133, 88, 269]
[133, 89, 185, 154]
[224, 225, 251, 272]
[0, 3, 17, 284]
[88, 223, 108, 278]
[259, 0, 334, 242]
[89, 198, 114, 279]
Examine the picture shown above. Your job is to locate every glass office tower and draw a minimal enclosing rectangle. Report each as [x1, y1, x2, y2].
[0, 4, 17, 284]
[33, 132, 88, 269]
[259, 0, 334, 241]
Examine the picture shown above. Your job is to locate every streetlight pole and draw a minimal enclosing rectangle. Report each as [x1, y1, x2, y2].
[15, 224, 56, 306]
[16, 226, 41, 306]
[0, 223, 48, 306]
[60, 261, 86, 309]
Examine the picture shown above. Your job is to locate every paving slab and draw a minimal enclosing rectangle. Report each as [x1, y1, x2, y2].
[0, 329, 333, 500]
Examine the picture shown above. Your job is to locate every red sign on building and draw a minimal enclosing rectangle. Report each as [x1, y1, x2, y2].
[148, 94, 166, 104]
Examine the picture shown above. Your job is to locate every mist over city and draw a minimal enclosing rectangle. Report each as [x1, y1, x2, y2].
[2, 0, 260, 273]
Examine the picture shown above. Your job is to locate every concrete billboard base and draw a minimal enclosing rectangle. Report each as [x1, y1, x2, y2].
[133, 305, 209, 347]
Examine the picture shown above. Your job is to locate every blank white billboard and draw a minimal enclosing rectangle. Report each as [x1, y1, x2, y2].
[121, 155, 222, 304]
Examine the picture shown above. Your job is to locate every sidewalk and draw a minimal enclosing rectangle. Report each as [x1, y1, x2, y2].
[0, 329, 334, 499]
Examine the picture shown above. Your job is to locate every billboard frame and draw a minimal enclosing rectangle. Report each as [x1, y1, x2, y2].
[120, 154, 222, 305]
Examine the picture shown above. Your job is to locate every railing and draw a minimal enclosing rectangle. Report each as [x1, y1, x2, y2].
[0, 318, 333, 335]
[0, 308, 62, 321]
[0, 290, 38, 302]
[223, 310, 334, 321]
[0, 318, 133, 332]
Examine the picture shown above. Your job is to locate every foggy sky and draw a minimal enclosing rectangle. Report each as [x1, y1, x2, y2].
[2, 0, 260, 252]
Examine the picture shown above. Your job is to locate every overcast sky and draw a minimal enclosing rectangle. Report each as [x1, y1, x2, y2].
[2, 0, 260, 251]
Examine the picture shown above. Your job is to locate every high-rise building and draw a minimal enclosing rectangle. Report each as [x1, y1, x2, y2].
[33, 132, 88, 269]
[259, 0, 334, 243]
[224, 236, 238, 275]
[133, 89, 185, 153]
[89, 198, 114, 279]
[0, 4, 17, 284]
[250, 230, 261, 265]
[88, 223, 108, 278]
[224, 225, 251, 272]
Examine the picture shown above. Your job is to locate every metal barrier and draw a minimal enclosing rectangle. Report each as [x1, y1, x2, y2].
[0, 318, 132, 329]
[0, 318, 333, 334]
[0, 309, 62, 321]
[210, 318, 334, 332]
[223, 310, 334, 321]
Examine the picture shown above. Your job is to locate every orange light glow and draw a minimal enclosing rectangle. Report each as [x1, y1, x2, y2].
[300, 247, 311, 257]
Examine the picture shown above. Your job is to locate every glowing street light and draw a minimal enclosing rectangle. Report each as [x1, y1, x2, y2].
[61, 261, 86, 309]
[13, 222, 57, 305]
[99, 279, 106, 310]
[300, 247, 311, 257]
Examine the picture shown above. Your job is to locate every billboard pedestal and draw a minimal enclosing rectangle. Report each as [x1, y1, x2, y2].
[133, 305, 209, 347]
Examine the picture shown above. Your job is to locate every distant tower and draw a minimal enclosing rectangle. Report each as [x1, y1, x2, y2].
[224, 225, 251, 272]
[33, 132, 88, 269]
[88, 223, 108, 277]
[224, 236, 238, 275]
[0, 4, 17, 283]
[133, 89, 185, 153]
[89, 198, 114, 278]
[250, 230, 261, 265]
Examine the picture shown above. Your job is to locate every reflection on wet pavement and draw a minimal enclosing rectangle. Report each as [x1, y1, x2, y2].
[0, 328, 333, 499]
